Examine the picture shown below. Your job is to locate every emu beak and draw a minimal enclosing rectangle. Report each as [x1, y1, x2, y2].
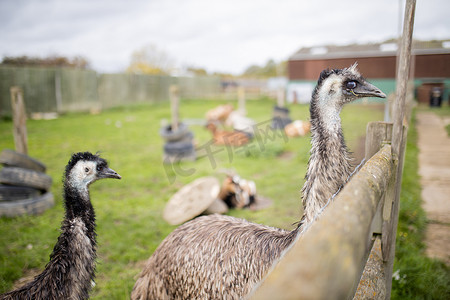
[354, 82, 386, 98]
[101, 167, 122, 180]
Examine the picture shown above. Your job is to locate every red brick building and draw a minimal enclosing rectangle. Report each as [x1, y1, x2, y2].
[287, 40, 450, 104]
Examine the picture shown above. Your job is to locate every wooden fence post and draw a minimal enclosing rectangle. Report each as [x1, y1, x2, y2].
[386, 0, 416, 297]
[55, 70, 63, 113]
[276, 86, 285, 107]
[365, 122, 395, 236]
[10, 86, 28, 155]
[365, 122, 393, 162]
[170, 85, 179, 131]
[238, 86, 246, 114]
[354, 121, 395, 299]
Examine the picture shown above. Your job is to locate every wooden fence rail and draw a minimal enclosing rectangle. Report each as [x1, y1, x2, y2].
[250, 121, 397, 300]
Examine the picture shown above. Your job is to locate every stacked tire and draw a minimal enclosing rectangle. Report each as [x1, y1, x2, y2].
[160, 123, 196, 163]
[271, 106, 292, 130]
[0, 149, 54, 217]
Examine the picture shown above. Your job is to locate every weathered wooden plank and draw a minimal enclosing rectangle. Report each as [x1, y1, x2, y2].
[353, 237, 387, 300]
[365, 122, 393, 162]
[386, 0, 416, 297]
[10, 87, 28, 155]
[238, 86, 246, 114]
[365, 121, 394, 236]
[277, 86, 285, 107]
[170, 85, 179, 131]
[355, 121, 396, 299]
[392, 0, 415, 157]
[251, 145, 394, 300]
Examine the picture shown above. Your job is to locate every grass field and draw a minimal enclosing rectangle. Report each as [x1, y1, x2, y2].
[0, 98, 448, 299]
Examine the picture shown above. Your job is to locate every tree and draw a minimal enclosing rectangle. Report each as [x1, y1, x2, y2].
[127, 44, 175, 75]
[187, 66, 208, 76]
[1, 55, 90, 68]
[242, 59, 286, 78]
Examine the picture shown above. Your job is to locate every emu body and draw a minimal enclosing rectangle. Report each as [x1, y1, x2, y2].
[133, 214, 298, 299]
[1, 152, 120, 300]
[132, 64, 386, 300]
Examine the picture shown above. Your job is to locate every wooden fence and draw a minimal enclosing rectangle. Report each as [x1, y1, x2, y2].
[0, 67, 222, 116]
[0, 65, 273, 117]
[250, 122, 399, 299]
[250, 1, 416, 299]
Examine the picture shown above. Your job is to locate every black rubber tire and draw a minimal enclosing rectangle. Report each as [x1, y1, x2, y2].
[272, 106, 291, 129]
[0, 149, 46, 172]
[163, 141, 195, 155]
[271, 117, 292, 130]
[0, 167, 52, 191]
[272, 106, 290, 118]
[159, 123, 190, 142]
[0, 185, 40, 201]
[175, 131, 194, 143]
[0, 192, 54, 217]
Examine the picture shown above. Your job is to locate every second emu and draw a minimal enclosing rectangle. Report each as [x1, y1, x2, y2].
[132, 64, 386, 299]
[1, 152, 121, 300]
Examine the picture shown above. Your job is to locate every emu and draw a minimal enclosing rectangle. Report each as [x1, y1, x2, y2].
[1, 152, 121, 300]
[132, 64, 386, 300]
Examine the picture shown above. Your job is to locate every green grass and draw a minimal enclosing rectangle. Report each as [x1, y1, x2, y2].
[0, 98, 445, 299]
[391, 109, 450, 300]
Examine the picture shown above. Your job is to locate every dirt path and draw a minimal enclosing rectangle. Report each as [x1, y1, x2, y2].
[416, 111, 450, 265]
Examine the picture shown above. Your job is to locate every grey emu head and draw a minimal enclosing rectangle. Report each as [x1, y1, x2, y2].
[65, 152, 121, 189]
[314, 63, 386, 108]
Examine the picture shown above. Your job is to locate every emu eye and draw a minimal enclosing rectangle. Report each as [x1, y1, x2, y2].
[85, 167, 90, 173]
[346, 81, 357, 89]
[96, 165, 102, 172]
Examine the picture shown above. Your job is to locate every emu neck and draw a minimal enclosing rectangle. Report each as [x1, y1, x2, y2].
[63, 183, 96, 242]
[49, 182, 97, 298]
[2, 180, 98, 299]
[301, 96, 353, 225]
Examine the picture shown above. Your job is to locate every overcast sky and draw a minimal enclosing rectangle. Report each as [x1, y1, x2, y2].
[0, 0, 449, 74]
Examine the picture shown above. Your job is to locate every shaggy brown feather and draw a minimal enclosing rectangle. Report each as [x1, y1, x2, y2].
[133, 214, 298, 299]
